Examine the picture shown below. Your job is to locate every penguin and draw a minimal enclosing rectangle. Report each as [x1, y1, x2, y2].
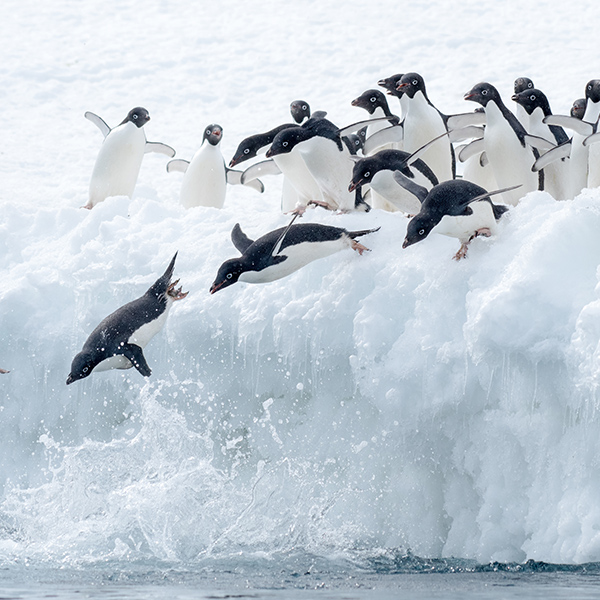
[289, 100, 327, 124]
[464, 82, 542, 205]
[210, 221, 379, 293]
[85, 107, 175, 209]
[348, 149, 438, 214]
[513, 77, 535, 126]
[542, 80, 600, 196]
[66, 254, 187, 384]
[0, 368, 9, 374]
[378, 73, 405, 102]
[511, 88, 570, 199]
[394, 173, 513, 260]
[571, 98, 586, 119]
[265, 118, 358, 212]
[396, 73, 455, 181]
[351, 89, 400, 152]
[167, 124, 263, 209]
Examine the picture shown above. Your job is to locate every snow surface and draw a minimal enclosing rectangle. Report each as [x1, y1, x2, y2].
[2, 0, 600, 567]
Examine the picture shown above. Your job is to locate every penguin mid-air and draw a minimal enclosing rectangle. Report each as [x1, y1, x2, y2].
[395, 72, 455, 181]
[348, 149, 438, 214]
[167, 124, 263, 209]
[85, 107, 175, 209]
[511, 88, 570, 200]
[66, 254, 187, 384]
[394, 173, 513, 260]
[210, 221, 379, 293]
[464, 82, 542, 205]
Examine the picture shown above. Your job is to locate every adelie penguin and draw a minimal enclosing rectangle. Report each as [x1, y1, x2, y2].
[394, 172, 514, 260]
[351, 89, 401, 154]
[465, 82, 542, 206]
[66, 254, 187, 384]
[167, 124, 264, 209]
[85, 107, 175, 209]
[210, 220, 379, 293]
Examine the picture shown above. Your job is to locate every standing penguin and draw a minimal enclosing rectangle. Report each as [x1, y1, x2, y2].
[513, 77, 535, 127]
[395, 73, 454, 181]
[66, 254, 187, 384]
[465, 82, 541, 205]
[85, 107, 175, 209]
[511, 88, 569, 200]
[210, 221, 379, 292]
[394, 173, 513, 260]
[351, 89, 400, 152]
[167, 124, 263, 209]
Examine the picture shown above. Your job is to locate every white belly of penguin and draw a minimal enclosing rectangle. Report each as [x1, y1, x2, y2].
[93, 306, 170, 372]
[239, 238, 348, 283]
[432, 201, 498, 243]
[484, 103, 536, 205]
[371, 170, 426, 214]
[180, 145, 226, 208]
[89, 123, 147, 206]
[273, 152, 324, 207]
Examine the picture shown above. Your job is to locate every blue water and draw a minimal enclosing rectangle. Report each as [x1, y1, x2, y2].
[2, 557, 600, 599]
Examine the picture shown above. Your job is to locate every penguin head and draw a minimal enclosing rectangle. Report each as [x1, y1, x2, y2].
[378, 73, 404, 98]
[464, 83, 500, 108]
[123, 107, 150, 128]
[349, 157, 378, 191]
[266, 127, 310, 158]
[230, 136, 263, 167]
[66, 351, 97, 385]
[585, 80, 600, 104]
[511, 89, 550, 116]
[514, 77, 534, 95]
[403, 213, 436, 249]
[396, 73, 426, 99]
[210, 258, 246, 294]
[571, 98, 586, 120]
[203, 124, 223, 146]
[351, 89, 388, 115]
[290, 100, 311, 124]
[343, 133, 363, 155]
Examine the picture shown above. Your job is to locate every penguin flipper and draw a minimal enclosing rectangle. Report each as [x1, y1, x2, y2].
[524, 134, 556, 151]
[532, 141, 571, 172]
[583, 132, 600, 147]
[543, 115, 594, 136]
[85, 111, 111, 137]
[458, 138, 485, 163]
[446, 112, 486, 130]
[231, 223, 254, 253]
[405, 132, 450, 166]
[145, 141, 176, 157]
[121, 344, 152, 377]
[166, 159, 189, 173]
[449, 126, 485, 143]
[338, 116, 397, 138]
[240, 159, 282, 185]
[467, 185, 522, 205]
[393, 171, 429, 204]
[226, 168, 265, 193]
[362, 125, 404, 155]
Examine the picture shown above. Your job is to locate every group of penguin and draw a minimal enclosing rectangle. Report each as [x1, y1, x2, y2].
[64, 71, 600, 385]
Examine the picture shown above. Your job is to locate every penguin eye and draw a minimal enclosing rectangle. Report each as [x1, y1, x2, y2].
[528, 82, 533, 88]
[243, 148, 250, 154]
[302, 104, 307, 110]
[370, 96, 376, 102]
[83, 366, 89, 373]
[418, 229, 425, 236]
[588, 84, 592, 91]
[282, 141, 288, 147]
[530, 94, 536, 101]
[364, 171, 370, 178]
[481, 89, 488, 95]
[226, 273, 233, 279]
[132, 114, 138, 119]
[206, 129, 211, 136]
[412, 79, 418, 86]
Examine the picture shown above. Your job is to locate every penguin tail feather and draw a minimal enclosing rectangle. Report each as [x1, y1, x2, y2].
[348, 227, 381, 239]
[492, 204, 509, 220]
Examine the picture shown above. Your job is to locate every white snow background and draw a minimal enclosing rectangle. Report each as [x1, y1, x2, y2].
[2, 0, 600, 566]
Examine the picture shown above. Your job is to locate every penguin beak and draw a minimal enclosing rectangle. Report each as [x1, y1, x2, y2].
[210, 280, 226, 294]
[402, 237, 415, 249]
[348, 180, 362, 192]
[229, 158, 238, 167]
[351, 98, 360, 106]
[66, 374, 74, 385]
[396, 82, 409, 91]
[265, 148, 273, 158]
[464, 92, 475, 101]
[510, 94, 519, 102]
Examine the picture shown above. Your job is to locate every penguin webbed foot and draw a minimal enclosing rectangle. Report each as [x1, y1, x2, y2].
[167, 279, 189, 301]
[121, 344, 152, 378]
[453, 243, 470, 261]
[350, 240, 371, 255]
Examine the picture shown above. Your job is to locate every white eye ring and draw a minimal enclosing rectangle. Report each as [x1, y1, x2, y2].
[530, 94, 536, 101]
[206, 129, 211, 135]
[302, 104, 307, 110]
[418, 229, 425, 235]
[133, 114, 138, 119]
[370, 97, 376, 102]
[244, 148, 250, 154]
[482, 89, 488, 95]
[83, 366, 89, 372]
[282, 141, 288, 147]
[412, 80, 418, 86]
[364, 171, 370, 178]
[226, 273, 233, 279]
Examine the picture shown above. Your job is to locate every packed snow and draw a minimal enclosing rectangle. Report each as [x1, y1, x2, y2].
[2, 0, 600, 568]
